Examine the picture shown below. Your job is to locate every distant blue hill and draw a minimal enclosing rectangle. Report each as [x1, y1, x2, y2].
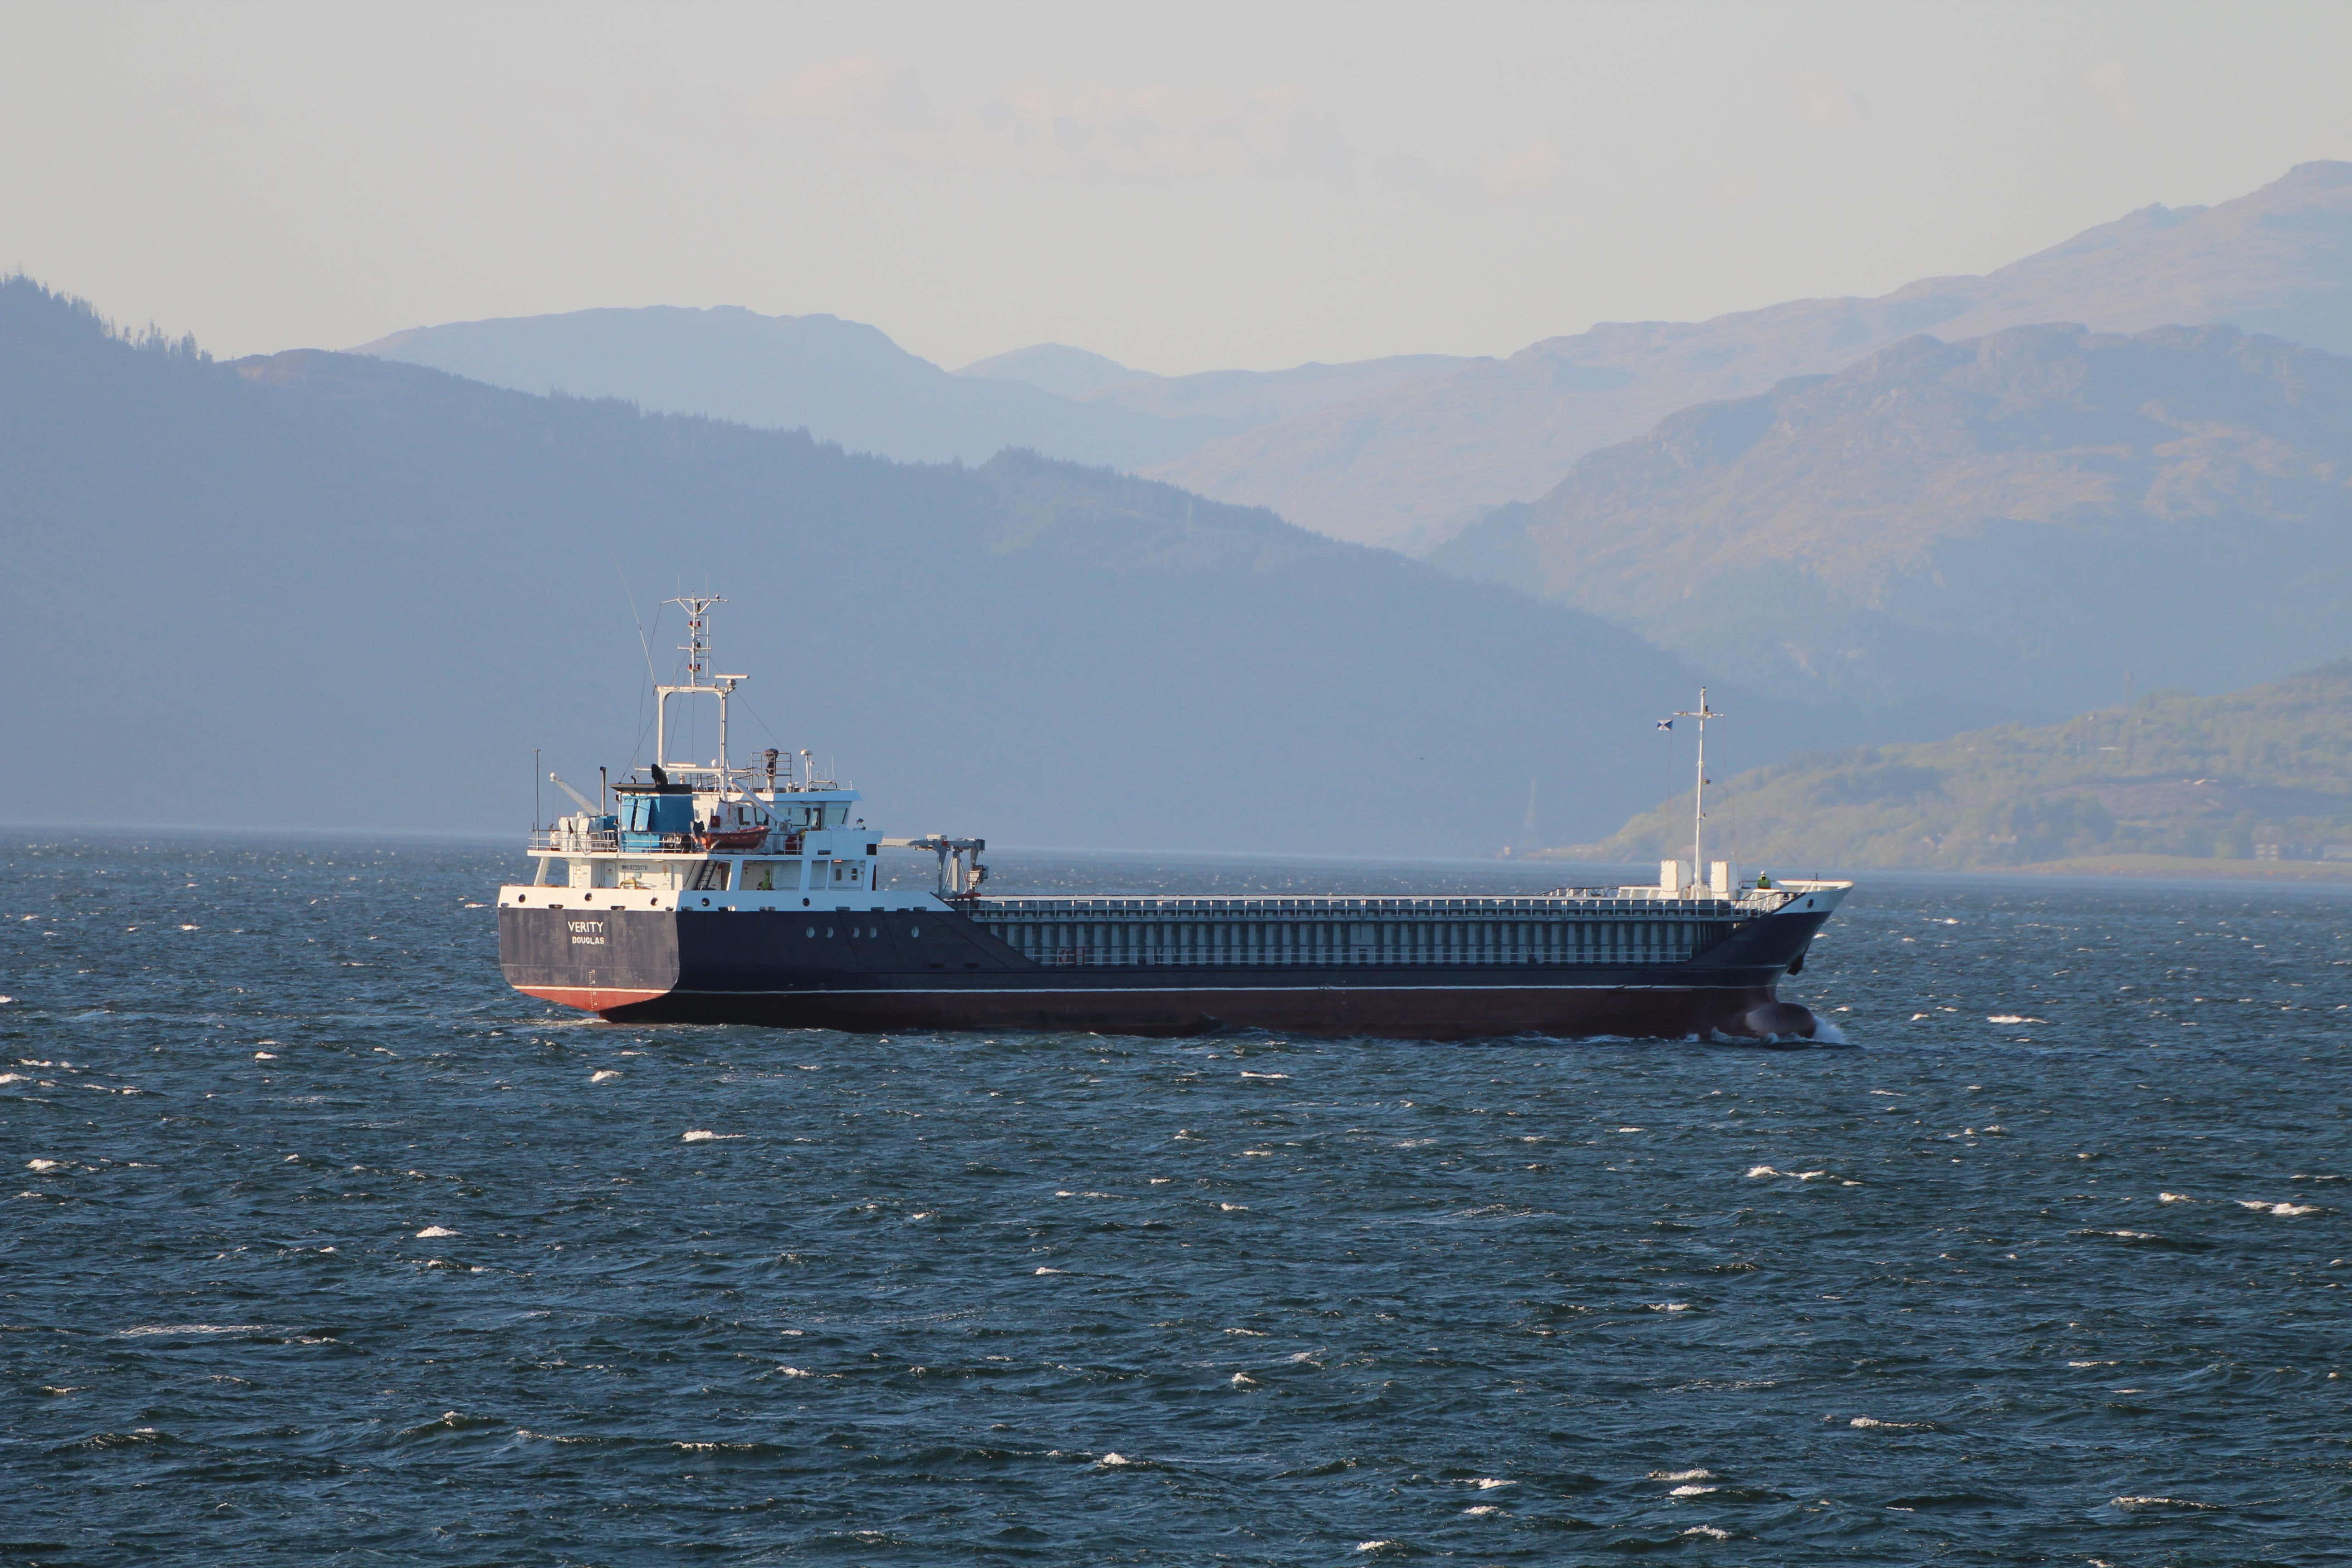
[358, 305, 1241, 471]
[1, 275, 1927, 852]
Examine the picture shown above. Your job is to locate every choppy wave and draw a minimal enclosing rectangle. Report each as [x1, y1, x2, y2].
[4, 835, 2344, 1563]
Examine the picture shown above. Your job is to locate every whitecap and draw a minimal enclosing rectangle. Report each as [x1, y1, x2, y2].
[1096, 1452, 1135, 1466]
[1219, 1202, 1249, 1211]
[1230, 1372, 1258, 1387]
[681, 1130, 742, 1142]
[2112, 1496, 2220, 1512]
[1669, 1483, 1717, 1496]
[1744, 1165, 1780, 1178]
[1683, 1525, 1732, 1539]
[1239, 1071, 1289, 1079]
[253, 1052, 276, 1060]
[1650, 1468, 1715, 1481]
[25, 1158, 63, 1172]
[1649, 1302, 1691, 1312]
[777, 1366, 813, 1377]
[1463, 1504, 1504, 1516]
[589, 1069, 622, 1083]
[2158, 1191, 2191, 1203]
[415, 1225, 458, 1238]
[1848, 1416, 1934, 1430]
[1354, 1541, 1399, 1553]
[1469, 1477, 1513, 1489]
[1987, 1014, 2044, 1024]
[0, 1073, 26, 1085]
[2241, 1200, 2318, 1216]
[1793, 1170, 1828, 1180]
[118, 1324, 264, 1336]
[1032, 1267, 1065, 1275]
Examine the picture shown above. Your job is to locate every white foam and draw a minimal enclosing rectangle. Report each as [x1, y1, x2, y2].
[1469, 1477, 1513, 1489]
[1848, 1416, 1933, 1430]
[681, 1130, 742, 1142]
[1239, 1071, 1289, 1079]
[1219, 1202, 1249, 1211]
[1649, 1302, 1691, 1312]
[2158, 1192, 2191, 1203]
[1683, 1525, 1732, 1539]
[1096, 1452, 1135, 1466]
[253, 1051, 276, 1060]
[1793, 1170, 1828, 1181]
[1230, 1372, 1258, 1387]
[24, 1158, 61, 1171]
[777, 1366, 814, 1377]
[1668, 1484, 1717, 1496]
[2068, 1360, 2116, 1367]
[2101, 1230, 2160, 1240]
[1745, 1165, 1780, 1178]
[0, 1074, 25, 1085]
[1650, 1469, 1715, 1481]
[1811, 1020, 1850, 1044]
[1616, 1126, 1645, 1133]
[118, 1324, 264, 1336]
[1354, 1542, 1398, 1553]
[2241, 1200, 2318, 1215]
[1463, 1504, 1504, 1516]
[2112, 1496, 2219, 1511]
[415, 1225, 458, 1238]
[589, 1069, 622, 1083]
[1032, 1267, 1065, 1274]
[1987, 1014, 2044, 1024]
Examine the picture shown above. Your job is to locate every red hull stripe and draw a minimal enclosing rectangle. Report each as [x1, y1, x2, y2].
[516, 984, 671, 1012]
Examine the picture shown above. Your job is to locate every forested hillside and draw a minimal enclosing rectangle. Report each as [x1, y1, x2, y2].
[1438, 322, 2352, 716]
[1574, 662, 2352, 871]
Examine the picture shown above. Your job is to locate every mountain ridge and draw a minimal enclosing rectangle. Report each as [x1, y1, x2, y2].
[1433, 319, 2352, 716]
[356, 304, 1243, 472]
[1149, 160, 2352, 551]
[8, 274, 1879, 854]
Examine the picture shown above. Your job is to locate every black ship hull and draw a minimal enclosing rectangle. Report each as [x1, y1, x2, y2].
[500, 902, 1833, 1041]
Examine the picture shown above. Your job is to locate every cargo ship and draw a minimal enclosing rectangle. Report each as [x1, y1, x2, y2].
[498, 599, 1848, 1040]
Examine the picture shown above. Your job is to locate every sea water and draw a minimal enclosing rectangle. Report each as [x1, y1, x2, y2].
[3, 833, 2347, 1564]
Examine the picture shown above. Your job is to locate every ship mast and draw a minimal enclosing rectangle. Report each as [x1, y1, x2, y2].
[654, 595, 746, 777]
[1673, 687, 1723, 891]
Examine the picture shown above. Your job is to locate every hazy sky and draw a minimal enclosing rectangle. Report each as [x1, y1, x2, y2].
[6, 1, 2350, 374]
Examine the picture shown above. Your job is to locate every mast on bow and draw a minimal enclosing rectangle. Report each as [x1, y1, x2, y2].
[1673, 687, 1724, 887]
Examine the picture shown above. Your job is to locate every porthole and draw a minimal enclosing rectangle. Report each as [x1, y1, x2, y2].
[700, 897, 710, 907]
[909, 926, 919, 937]
[805, 926, 815, 938]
